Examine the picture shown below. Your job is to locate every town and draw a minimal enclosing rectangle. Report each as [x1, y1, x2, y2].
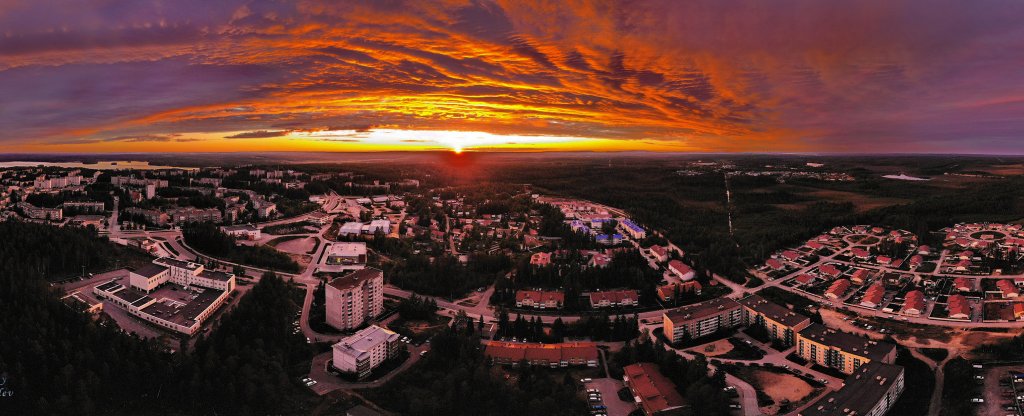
[6, 157, 1024, 416]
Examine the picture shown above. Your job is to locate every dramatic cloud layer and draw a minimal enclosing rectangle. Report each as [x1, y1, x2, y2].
[1, 0, 1022, 153]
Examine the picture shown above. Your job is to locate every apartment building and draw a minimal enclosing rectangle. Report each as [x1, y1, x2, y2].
[34, 173, 82, 190]
[62, 201, 105, 212]
[796, 323, 896, 375]
[326, 268, 384, 331]
[331, 325, 402, 379]
[124, 207, 169, 226]
[738, 294, 811, 347]
[800, 362, 905, 416]
[663, 297, 743, 343]
[17, 202, 62, 220]
[167, 207, 222, 224]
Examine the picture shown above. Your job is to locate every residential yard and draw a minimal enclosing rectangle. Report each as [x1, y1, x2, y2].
[689, 338, 734, 358]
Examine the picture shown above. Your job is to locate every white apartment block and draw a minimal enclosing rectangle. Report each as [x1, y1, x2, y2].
[331, 325, 402, 379]
[326, 268, 384, 331]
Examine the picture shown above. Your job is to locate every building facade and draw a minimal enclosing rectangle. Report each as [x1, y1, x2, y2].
[663, 297, 743, 343]
[331, 325, 402, 379]
[326, 268, 384, 331]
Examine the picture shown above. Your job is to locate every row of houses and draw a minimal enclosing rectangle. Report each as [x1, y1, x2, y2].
[483, 341, 598, 368]
[514, 289, 639, 309]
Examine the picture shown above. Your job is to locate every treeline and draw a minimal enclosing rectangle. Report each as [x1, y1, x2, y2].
[495, 311, 639, 342]
[493, 250, 662, 309]
[364, 330, 587, 416]
[175, 272, 313, 414]
[0, 220, 148, 280]
[182, 223, 301, 273]
[397, 294, 439, 321]
[386, 253, 512, 298]
[608, 335, 733, 416]
[0, 221, 315, 415]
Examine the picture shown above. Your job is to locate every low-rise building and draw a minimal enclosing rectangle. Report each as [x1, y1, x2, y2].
[799, 362, 905, 416]
[947, 294, 971, 319]
[825, 279, 851, 300]
[619, 219, 646, 240]
[663, 297, 743, 343]
[124, 207, 168, 226]
[623, 363, 685, 416]
[902, 290, 926, 315]
[530, 252, 552, 267]
[796, 323, 896, 374]
[650, 245, 669, 262]
[738, 294, 811, 347]
[325, 242, 367, 270]
[667, 259, 695, 281]
[220, 224, 261, 240]
[484, 341, 598, 367]
[589, 289, 638, 308]
[331, 325, 402, 379]
[515, 289, 564, 309]
[657, 281, 702, 302]
[367, 219, 391, 234]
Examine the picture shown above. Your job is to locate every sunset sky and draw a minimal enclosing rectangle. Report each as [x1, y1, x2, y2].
[2, 0, 1023, 153]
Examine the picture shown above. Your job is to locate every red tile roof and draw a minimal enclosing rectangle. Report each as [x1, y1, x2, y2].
[589, 289, 638, 305]
[903, 290, 925, 314]
[948, 294, 970, 319]
[826, 279, 851, 299]
[624, 363, 685, 415]
[515, 290, 565, 304]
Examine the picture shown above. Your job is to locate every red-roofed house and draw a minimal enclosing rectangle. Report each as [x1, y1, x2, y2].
[782, 250, 802, 262]
[515, 290, 564, 309]
[795, 274, 816, 285]
[485, 342, 598, 367]
[589, 253, 612, 268]
[1015, 303, 1024, 320]
[650, 245, 669, 263]
[819, 264, 842, 278]
[851, 248, 871, 259]
[850, 269, 872, 285]
[902, 290, 926, 315]
[825, 279, 851, 300]
[658, 281, 702, 302]
[954, 277, 972, 292]
[766, 258, 785, 271]
[860, 283, 886, 308]
[947, 294, 971, 320]
[668, 260, 695, 281]
[909, 255, 924, 268]
[997, 279, 1020, 298]
[530, 252, 551, 267]
[954, 259, 972, 272]
[807, 241, 825, 251]
[589, 290, 638, 308]
[876, 255, 893, 266]
[917, 245, 931, 255]
[624, 363, 686, 416]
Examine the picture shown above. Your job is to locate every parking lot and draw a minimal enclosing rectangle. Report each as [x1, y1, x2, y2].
[587, 378, 635, 416]
[981, 365, 1024, 416]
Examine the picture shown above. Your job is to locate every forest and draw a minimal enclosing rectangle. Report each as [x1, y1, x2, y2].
[364, 330, 588, 416]
[385, 253, 512, 298]
[182, 223, 301, 273]
[0, 221, 317, 415]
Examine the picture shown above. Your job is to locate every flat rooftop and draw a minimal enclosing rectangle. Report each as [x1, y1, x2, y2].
[800, 362, 904, 416]
[333, 325, 400, 360]
[133, 263, 168, 278]
[328, 242, 367, 257]
[738, 294, 811, 327]
[140, 284, 226, 326]
[154, 257, 201, 270]
[198, 269, 233, 282]
[664, 297, 741, 323]
[798, 323, 895, 361]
